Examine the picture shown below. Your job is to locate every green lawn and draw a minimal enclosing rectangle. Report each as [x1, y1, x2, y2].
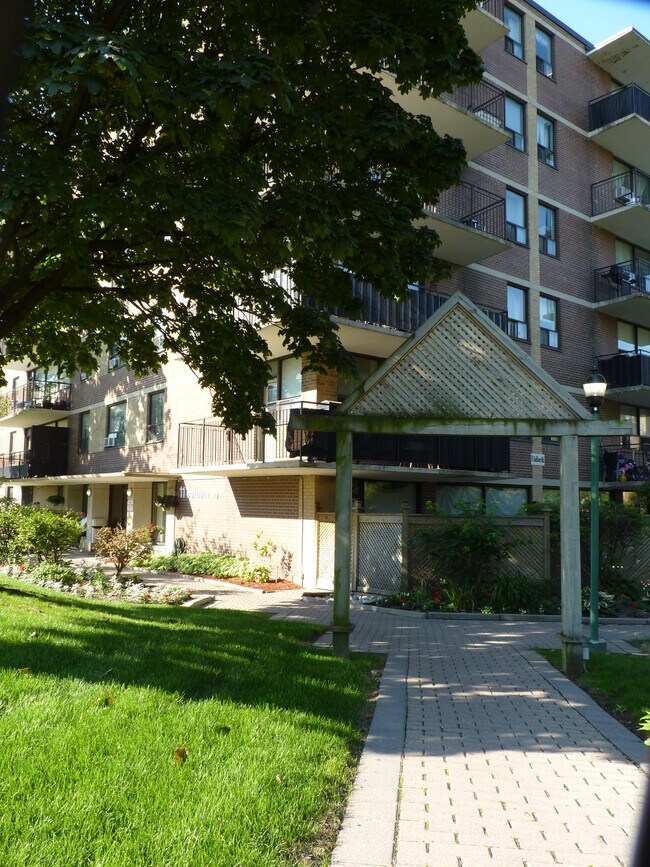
[538, 645, 650, 739]
[0, 577, 380, 867]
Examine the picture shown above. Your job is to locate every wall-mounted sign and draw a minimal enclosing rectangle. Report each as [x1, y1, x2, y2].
[530, 453, 546, 466]
[178, 486, 220, 501]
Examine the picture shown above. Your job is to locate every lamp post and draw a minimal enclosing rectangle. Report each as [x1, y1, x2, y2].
[583, 363, 607, 653]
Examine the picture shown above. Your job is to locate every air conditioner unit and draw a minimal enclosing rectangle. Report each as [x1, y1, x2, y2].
[108, 356, 120, 370]
[104, 433, 118, 448]
[153, 333, 164, 349]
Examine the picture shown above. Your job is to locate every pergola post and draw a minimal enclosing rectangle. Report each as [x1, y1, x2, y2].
[559, 434, 583, 676]
[332, 429, 353, 657]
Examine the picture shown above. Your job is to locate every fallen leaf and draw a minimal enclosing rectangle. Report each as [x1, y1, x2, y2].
[173, 747, 187, 765]
[97, 695, 114, 707]
[18, 667, 30, 675]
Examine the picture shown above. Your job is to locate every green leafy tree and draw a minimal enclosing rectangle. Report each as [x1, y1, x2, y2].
[0, 0, 481, 432]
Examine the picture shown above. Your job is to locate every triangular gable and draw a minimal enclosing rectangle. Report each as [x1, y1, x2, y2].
[337, 292, 592, 421]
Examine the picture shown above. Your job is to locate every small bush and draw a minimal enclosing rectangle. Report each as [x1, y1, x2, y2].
[19, 508, 83, 563]
[28, 561, 77, 587]
[94, 525, 152, 579]
[491, 571, 541, 614]
[0, 501, 22, 563]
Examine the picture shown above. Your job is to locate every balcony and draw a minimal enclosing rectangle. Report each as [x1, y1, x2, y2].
[588, 28, 650, 93]
[421, 181, 510, 265]
[591, 169, 650, 246]
[601, 441, 650, 483]
[589, 84, 650, 174]
[594, 258, 650, 327]
[462, 0, 508, 54]
[177, 403, 510, 473]
[377, 72, 508, 159]
[0, 380, 72, 428]
[598, 352, 650, 408]
[0, 427, 69, 478]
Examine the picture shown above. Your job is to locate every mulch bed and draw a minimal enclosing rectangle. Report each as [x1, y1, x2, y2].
[198, 574, 301, 593]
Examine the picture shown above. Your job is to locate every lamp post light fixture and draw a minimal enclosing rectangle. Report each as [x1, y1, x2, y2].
[583, 363, 608, 653]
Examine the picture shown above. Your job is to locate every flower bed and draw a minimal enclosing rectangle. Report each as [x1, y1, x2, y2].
[0, 561, 192, 605]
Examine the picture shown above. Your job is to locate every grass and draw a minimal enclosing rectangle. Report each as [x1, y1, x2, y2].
[0, 576, 381, 867]
[538, 646, 650, 739]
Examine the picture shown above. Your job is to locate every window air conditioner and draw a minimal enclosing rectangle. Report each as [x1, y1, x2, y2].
[108, 356, 120, 370]
[104, 433, 118, 447]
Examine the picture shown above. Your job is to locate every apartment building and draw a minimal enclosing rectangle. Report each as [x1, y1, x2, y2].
[1, 0, 648, 589]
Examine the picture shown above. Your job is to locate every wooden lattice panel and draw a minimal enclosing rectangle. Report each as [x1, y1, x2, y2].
[346, 302, 584, 421]
[357, 518, 402, 593]
[316, 515, 335, 590]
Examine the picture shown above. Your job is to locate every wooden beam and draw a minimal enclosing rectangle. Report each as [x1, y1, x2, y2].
[291, 413, 631, 439]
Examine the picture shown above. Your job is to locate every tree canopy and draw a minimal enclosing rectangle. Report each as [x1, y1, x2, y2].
[0, 0, 482, 432]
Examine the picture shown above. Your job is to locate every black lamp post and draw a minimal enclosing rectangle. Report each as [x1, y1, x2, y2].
[582, 363, 607, 653]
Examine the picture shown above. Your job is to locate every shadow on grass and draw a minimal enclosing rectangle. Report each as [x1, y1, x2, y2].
[0, 578, 373, 728]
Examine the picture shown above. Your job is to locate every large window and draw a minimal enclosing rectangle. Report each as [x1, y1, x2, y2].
[618, 321, 650, 354]
[540, 295, 559, 348]
[537, 115, 555, 167]
[507, 285, 528, 341]
[266, 357, 302, 403]
[108, 343, 124, 371]
[147, 391, 165, 442]
[106, 402, 126, 448]
[538, 204, 557, 256]
[536, 27, 554, 78]
[506, 189, 527, 245]
[505, 97, 525, 151]
[504, 6, 524, 59]
[79, 411, 90, 454]
[337, 356, 381, 401]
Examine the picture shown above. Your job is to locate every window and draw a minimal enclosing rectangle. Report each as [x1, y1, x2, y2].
[338, 356, 381, 401]
[540, 295, 559, 348]
[485, 487, 528, 516]
[620, 405, 650, 439]
[106, 402, 126, 448]
[79, 370, 90, 382]
[504, 6, 524, 59]
[537, 115, 555, 166]
[536, 27, 554, 78]
[79, 411, 90, 454]
[108, 343, 124, 371]
[505, 97, 525, 151]
[266, 357, 302, 403]
[507, 285, 528, 341]
[618, 321, 650, 354]
[538, 204, 557, 256]
[506, 189, 527, 244]
[147, 391, 165, 442]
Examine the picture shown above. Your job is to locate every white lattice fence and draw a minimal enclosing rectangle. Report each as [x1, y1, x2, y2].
[619, 536, 650, 590]
[356, 516, 401, 593]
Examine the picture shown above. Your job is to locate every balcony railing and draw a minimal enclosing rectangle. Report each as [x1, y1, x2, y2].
[589, 83, 650, 131]
[594, 258, 650, 301]
[0, 450, 31, 478]
[598, 351, 650, 389]
[0, 380, 71, 419]
[478, 0, 504, 19]
[601, 442, 650, 482]
[178, 403, 510, 473]
[592, 169, 650, 216]
[425, 181, 507, 240]
[441, 79, 505, 129]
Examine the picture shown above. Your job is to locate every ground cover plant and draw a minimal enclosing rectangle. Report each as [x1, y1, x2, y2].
[538, 647, 650, 739]
[0, 576, 379, 866]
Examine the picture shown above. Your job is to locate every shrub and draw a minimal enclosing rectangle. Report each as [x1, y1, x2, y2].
[491, 570, 541, 614]
[28, 561, 77, 587]
[94, 525, 152, 579]
[412, 503, 512, 612]
[0, 500, 22, 563]
[19, 508, 83, 563]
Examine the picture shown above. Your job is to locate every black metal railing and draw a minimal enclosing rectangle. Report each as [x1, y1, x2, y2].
[0, 380, 71, 419]
[592, 169, 650, 216]
[594, 258, 650, 301]
[0, 450, 31, 478]
[598, 351, 650, 389]
[178, 404, 510, 473]
[477, 0, 504, 20]
[589, 83, 650, 131]
[601, 442, 650, 482]
[426, 181, 507, 240]
[441, 79, 505, 129]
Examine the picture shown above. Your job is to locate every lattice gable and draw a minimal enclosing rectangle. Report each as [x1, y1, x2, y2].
[339, 292, 591, 421]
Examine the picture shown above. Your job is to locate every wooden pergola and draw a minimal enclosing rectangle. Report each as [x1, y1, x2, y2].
[292, 293, 630, 675]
